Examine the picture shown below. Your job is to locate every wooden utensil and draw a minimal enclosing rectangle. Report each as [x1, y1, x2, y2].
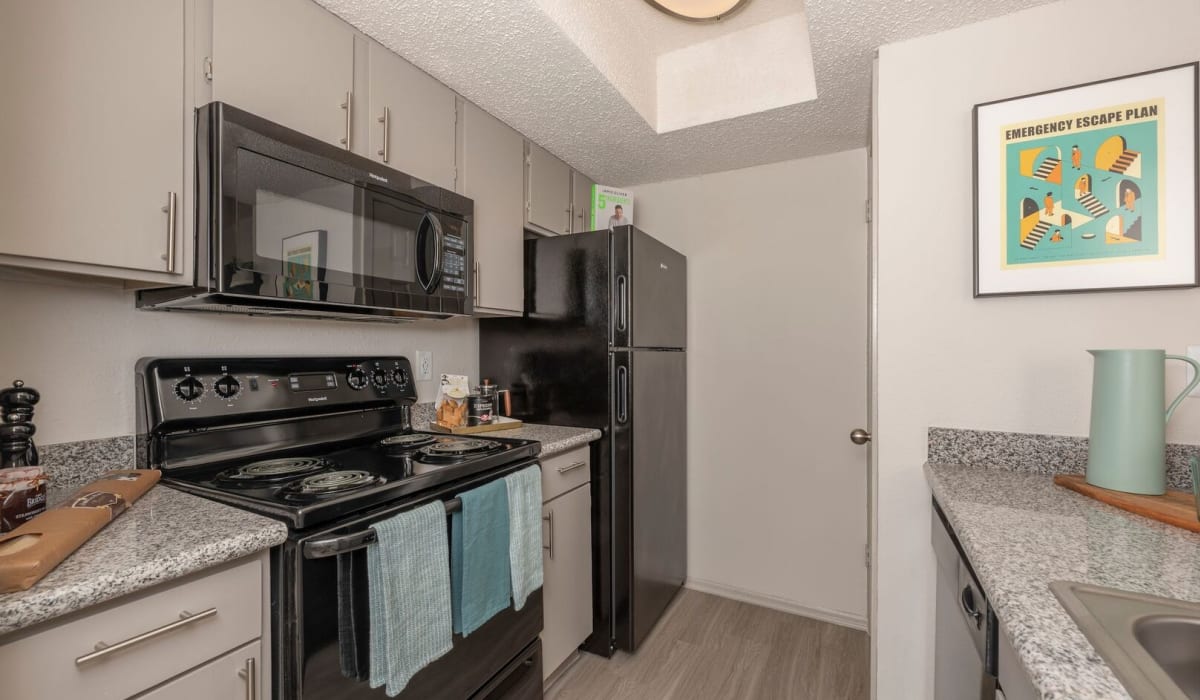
[1054, 474, 1200, 533]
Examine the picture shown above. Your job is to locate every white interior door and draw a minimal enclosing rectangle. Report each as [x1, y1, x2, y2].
[868, 52, 881, 700]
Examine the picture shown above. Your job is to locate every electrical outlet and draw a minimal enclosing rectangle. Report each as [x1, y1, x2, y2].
[415, 351, 433, 381]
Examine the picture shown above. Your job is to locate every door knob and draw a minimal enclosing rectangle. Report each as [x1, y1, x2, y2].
[849, 428, 872, 445]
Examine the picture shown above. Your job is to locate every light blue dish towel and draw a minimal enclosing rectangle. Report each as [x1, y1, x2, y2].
[505, 465, 544, 610]
[451, 478, 513, 636]
[368, 502, 453, 696]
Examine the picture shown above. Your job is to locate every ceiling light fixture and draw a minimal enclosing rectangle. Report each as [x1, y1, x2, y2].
[643, 0, 752, 22]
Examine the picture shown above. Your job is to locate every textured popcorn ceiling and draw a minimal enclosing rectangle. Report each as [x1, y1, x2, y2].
[315, 0, 1055, 185]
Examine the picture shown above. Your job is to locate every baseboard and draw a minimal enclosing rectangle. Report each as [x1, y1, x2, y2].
[684, 577, 869, 632]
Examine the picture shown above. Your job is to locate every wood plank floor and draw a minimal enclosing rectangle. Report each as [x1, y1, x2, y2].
[545, 589, 869, 700]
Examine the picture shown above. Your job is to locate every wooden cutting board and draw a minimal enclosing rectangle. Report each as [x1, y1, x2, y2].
[1054, 474, 1200, 533]
[427, 417, 524, 435]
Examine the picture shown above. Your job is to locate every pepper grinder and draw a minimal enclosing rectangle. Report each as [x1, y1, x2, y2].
[0, 380, 40, 468]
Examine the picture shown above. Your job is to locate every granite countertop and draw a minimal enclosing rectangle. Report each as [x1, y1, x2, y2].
[926, 462, 1200, 699]
[0, 484, 288, 637]
[414, 421, 602, 458]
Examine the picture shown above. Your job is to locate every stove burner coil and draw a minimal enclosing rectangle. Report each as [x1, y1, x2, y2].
[417, 438, 503, 461]
[217, 457, 329, 483]
[289, 470, 381, 495]
[379, 433, 438, 452]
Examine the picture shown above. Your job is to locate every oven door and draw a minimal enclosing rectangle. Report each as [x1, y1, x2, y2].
[277, 461, 543, 699]
[207, 103, 470, 316]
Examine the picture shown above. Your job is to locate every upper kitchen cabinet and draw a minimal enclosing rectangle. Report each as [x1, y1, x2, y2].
[212, 0, 355, 152]
[459, 101, 525, 314]
[525, 141, 573, 236]
[367, 41, 457, 190]
[571, 170, 596, 233]
[0, 0, 188, 283]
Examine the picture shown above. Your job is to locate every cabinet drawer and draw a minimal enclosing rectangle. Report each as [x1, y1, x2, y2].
[137, 640, 261, 700]
[0, 555, 263, 700]
[541, 447, 591, 503]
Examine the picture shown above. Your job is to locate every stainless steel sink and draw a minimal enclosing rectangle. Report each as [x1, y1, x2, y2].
[1051, 581, 1200, 700]
[1134, 616, 1200, 696]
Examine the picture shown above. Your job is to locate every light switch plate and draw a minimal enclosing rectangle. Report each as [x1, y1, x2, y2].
[1187, 346, 1200, 397]
[415, 350, 433, 381]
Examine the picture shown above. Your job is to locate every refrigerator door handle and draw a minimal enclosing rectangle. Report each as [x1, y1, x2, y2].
[616, 275, 628, 332]
[617, 365, 628, 424]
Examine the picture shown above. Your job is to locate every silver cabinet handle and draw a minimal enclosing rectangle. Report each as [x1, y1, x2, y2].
[473, 261, 480, 305]
[238, 656, 257, 700]
[565, 207, 573, 235]
[340, 91, 353, 150]
[377, 106, 390, 162]
[543, 511, 554, 560]
[75, 607, 217, 665]
[161, 191, 177, 273]
[556, 461, 586, 475]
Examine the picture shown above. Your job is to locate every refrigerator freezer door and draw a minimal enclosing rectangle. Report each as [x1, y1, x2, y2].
[612, 348, 687, 651]
[612, 227, 686, 350]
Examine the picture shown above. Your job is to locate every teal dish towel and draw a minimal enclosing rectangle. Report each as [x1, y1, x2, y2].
[368, 502, 453, 696]
[505, 465, 544, 610]
[451, 478, 513, 636]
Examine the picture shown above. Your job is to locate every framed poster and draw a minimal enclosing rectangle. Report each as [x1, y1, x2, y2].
[973, 62, 1197, 296]
[281, 229, 327, 300]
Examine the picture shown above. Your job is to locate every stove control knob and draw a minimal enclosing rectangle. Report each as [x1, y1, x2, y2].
[371, 368, 390, 389]
[392, 368, 409, 387]
[346, 369, 368, 390]
[174, 376, 204, 402]
[214, 375, 240, 399]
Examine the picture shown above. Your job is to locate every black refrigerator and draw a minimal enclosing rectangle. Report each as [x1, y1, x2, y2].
[479, 225, 686, 657]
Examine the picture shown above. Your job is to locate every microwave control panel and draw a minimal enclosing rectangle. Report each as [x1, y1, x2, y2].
[442, 232, 467, 293]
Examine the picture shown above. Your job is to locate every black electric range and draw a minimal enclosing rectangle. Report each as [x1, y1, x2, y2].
[136, 356, 544, 700]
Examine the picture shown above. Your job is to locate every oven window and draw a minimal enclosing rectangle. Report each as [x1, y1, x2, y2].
[233, 149, 426, 300]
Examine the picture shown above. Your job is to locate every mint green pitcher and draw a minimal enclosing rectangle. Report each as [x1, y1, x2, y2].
[1086, 349, 1200, 495]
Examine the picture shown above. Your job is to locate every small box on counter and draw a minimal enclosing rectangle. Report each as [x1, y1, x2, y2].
[0, 469, 160, 593]
[0, 467, 48, 532]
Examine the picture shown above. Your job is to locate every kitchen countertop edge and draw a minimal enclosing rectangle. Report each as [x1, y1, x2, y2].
[0, 486, 287, 638]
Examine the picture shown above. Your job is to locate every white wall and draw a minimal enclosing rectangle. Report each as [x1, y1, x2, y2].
[875, 0, 1200, 696]
[633, 149, 870, 625]
[0, 277, 478, 445]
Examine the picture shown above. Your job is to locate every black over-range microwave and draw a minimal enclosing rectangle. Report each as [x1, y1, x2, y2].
[138, 102, 472, 321]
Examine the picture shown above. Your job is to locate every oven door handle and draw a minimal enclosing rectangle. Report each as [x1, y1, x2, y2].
[303, 497, 463, 559]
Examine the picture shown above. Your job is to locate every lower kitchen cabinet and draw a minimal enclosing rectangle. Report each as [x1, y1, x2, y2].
[0, 553, 269, 700]
[997, 623, 1039, 700]
[138, 640, 261, 700]
[541, 480, 593, 680]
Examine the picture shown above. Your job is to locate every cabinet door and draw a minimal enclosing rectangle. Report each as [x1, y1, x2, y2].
[525, 141, 572, 236]
[460, 102, 525, 313]
[367, 41, 457, 189]
[138, 640, 262, 700]
[542, 482, 593, 679]
[571, 170, 595, 233]
[213, 0, 354, 150]
[0, 0, 184, 275]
